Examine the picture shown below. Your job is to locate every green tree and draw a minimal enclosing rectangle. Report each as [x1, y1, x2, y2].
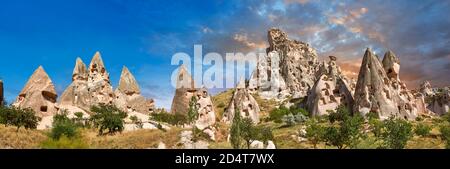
[230, 107, 243, 149]
[11, 107, 41, 131]
[305, 118, 325, 149]
[187, 96, 199, 125]
[90, 104, 128, 135]
[380, 117, 412, 149]
[323, 112, 365, 149]
[240, 117, 255, 149]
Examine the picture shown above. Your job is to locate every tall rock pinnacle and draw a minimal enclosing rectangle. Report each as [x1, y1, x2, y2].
[114, 66, 154, 114]
[170, 64, 216, 139]
[223, 77, 260, 124]
[13, 66, 58, 117]
[249, 28, 319, 99]
[353, 48, 423, 120]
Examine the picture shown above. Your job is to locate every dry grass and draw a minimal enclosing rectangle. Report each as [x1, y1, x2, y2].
[0, 125, 48, 149]
[83, 127, 185, 149]
[211, 89, 234, 120]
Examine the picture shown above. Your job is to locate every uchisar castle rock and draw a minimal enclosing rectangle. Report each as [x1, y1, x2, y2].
[8, 28, 449, 141]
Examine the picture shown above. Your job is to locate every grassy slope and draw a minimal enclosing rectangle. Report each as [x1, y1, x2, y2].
[0, 125, 47, 148]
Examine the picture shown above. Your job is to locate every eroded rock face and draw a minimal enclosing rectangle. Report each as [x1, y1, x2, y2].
[170, 65, 216, 138]
[249, 28, 319, 99]
[223, 78, 260, 124]
[13, 66, 58, 117]
[423, 82, 450, 115]
[59, 57, 90, 112]
[306, 56, 354, 116]
[353, 49, 421, 120]
[114, 66, 155, 114]
[87, 52, 115, 105]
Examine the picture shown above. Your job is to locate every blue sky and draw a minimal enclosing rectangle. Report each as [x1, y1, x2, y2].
[1, 0, 449, 109]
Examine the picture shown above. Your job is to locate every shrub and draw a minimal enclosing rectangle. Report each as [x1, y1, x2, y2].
[269, 106, 290, 123]
[440, 124, 450, 149]
[129, 115, 143, 129]
[253, 126, 274, 144]
[414, 123, 431, 137]
[369, 118, 383, 137]
[187, 96, 199, 125]
[305, 118, 325, 149]
[90, 104, 127, 135]
[73, 112, 86, 127]
[380, 117, 412, 149]
[50, 111, 78, 140]
[150, 111, 188, 126]
[282, 114, 296, 127]
[269, 106, 309, 123]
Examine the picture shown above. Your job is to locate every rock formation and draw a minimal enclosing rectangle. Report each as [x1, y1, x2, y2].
[13, 66, 58, 117]
[306, 56, 354, 116]
[421, 81, 450, 115]
[86, 52, 115, 105]
[114, 66, 155, 114]
[58, 57, 91, 113]
[353, 49, 422, 120]
[171, 65, 216, 139]
[249, 28, 319, 99]
[0, 80, 3, 106]
[223, 77, 260, 124]
[58, 52, 117, 114]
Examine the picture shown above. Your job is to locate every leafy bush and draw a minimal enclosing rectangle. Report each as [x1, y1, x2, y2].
[369, 118, 383, 137]
[380, 117, 412, 149]
[269, 106, 309, 123]
[129, 115, 143, 129]
[50, 111, 79, 140]
[90, 104, 127, 135]
[305, 118, 325, 149]
[414, 123, 431, 137]
[150, 111, 188, 126]
[439, 124, 450, 149]
[187, 96, 199, 125]
[269, 106, 290, 123]
[282, 114, 296, 127]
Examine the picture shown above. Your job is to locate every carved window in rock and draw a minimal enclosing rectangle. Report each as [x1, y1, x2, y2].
[40, 106, 48, 112]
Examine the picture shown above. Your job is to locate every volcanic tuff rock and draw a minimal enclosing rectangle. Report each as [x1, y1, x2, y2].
[114, 66, 155, 114]
[87, 52, 115, 105]
[249, 28, 319, 99]
[353, 48, 423, 120]
[223, 77, 260, 124]
[306, 56, 354, 116]
[171, 65, 216, 138]
[421, 82, 450, 115]
[58, 57, 91, 112]
[13, 66, 58, 117]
